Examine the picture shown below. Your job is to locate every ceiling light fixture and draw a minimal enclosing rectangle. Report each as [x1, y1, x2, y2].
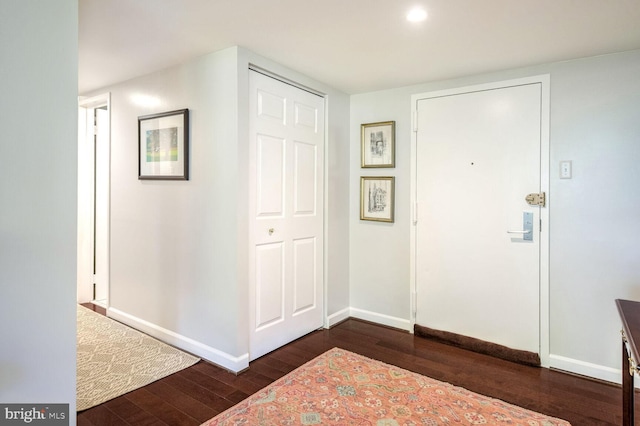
[407, 7, 427, 23]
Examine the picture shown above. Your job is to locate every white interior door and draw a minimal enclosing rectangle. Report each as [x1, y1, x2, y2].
[414, 79, 547, 355]
[249, 70, 325, 360]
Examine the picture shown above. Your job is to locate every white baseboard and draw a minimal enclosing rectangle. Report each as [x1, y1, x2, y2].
[107, 307, 249, 373]
[549, 354, 622, 385]
[349, 308, 412, 332]
[327, 307, 351, 327]
[103, 307, 624, 385]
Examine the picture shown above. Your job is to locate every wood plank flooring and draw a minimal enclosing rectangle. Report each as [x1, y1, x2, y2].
[77, 305, 630, 425]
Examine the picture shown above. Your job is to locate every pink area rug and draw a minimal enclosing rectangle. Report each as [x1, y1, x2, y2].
[202, 347, 570, 425]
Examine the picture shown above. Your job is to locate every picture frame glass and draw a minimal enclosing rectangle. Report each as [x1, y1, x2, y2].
[139, 109, 188, 180]
[361, 177, 394, 222]
[361, 121, 395, 168]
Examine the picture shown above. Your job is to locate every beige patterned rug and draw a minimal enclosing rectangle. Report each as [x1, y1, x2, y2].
[76, 305, 200, 411]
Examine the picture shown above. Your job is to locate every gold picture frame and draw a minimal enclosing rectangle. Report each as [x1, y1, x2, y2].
[361, 121, 395, 168]
[360, 176, 395, 223]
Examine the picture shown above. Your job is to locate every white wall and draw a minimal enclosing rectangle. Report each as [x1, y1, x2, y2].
[0, 0, 78, 416]
[81, 46, 350, 372]
[548, 50, 640, 379]
[349, 49, 640, 382]
[85, 47, 249, 370]
[349, 92, 413, 330]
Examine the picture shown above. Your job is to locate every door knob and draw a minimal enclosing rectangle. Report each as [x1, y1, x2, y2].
[268, 228, 275, 236]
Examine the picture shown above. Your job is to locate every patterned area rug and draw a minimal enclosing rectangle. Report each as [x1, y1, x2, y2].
[76, 305, 199, 411]
[202, 348, 570, 425]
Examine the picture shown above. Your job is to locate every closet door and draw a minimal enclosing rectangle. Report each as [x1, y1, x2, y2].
[248, 70, 325, 360]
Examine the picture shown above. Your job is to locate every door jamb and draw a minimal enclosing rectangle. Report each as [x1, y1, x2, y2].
[409, 75, 550, 367]
[77, 93, 111, 306]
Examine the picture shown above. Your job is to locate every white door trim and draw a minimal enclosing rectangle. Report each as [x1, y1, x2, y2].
[77, 93, 111, 306]
[409, 75, 550, 366]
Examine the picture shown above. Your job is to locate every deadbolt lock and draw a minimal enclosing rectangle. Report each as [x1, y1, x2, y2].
[525, 192, 546, 207]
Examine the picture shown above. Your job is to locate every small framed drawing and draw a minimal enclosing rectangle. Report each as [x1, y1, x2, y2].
[138, 109, 189, 180]
[360, 176, 395, 223]
[361, 120, 395, 168]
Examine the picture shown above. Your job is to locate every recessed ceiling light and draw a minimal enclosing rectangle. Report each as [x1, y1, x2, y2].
[407, 7, 427, 22]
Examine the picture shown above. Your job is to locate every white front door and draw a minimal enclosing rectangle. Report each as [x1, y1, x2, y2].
[413, 77, 549, 355]
[248, 70, 325, 360]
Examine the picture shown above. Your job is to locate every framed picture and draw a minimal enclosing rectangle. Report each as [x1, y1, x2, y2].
[138, 109, 189, 180]
[361, 121, 395, 168]
[360, 176, 395, 223]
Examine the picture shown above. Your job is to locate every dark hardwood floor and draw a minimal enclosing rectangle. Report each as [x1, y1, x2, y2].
[78, 305, 631, 425]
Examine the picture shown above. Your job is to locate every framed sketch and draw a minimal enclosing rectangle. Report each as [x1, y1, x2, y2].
[138, 109, 189, 180]
[360, 176, 395, 223]
[361, 121, 395, 168]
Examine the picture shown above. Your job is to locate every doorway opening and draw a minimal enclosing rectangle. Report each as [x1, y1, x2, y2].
[77, 93, 110, 307]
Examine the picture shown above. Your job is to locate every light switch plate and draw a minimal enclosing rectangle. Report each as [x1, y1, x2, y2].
[560, 161, 572, 179]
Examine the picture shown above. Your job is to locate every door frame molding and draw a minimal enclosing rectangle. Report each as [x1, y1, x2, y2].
[77, 93, 111, 306]
[409, 75, 550, 366]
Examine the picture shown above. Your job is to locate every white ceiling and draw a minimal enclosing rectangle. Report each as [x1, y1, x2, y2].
[79, 0, 640, 95]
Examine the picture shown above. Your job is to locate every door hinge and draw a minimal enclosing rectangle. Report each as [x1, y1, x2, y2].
[525, 192, 546, 207]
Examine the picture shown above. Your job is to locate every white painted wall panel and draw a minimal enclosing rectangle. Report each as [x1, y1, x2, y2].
[0, 0, 78, 410]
